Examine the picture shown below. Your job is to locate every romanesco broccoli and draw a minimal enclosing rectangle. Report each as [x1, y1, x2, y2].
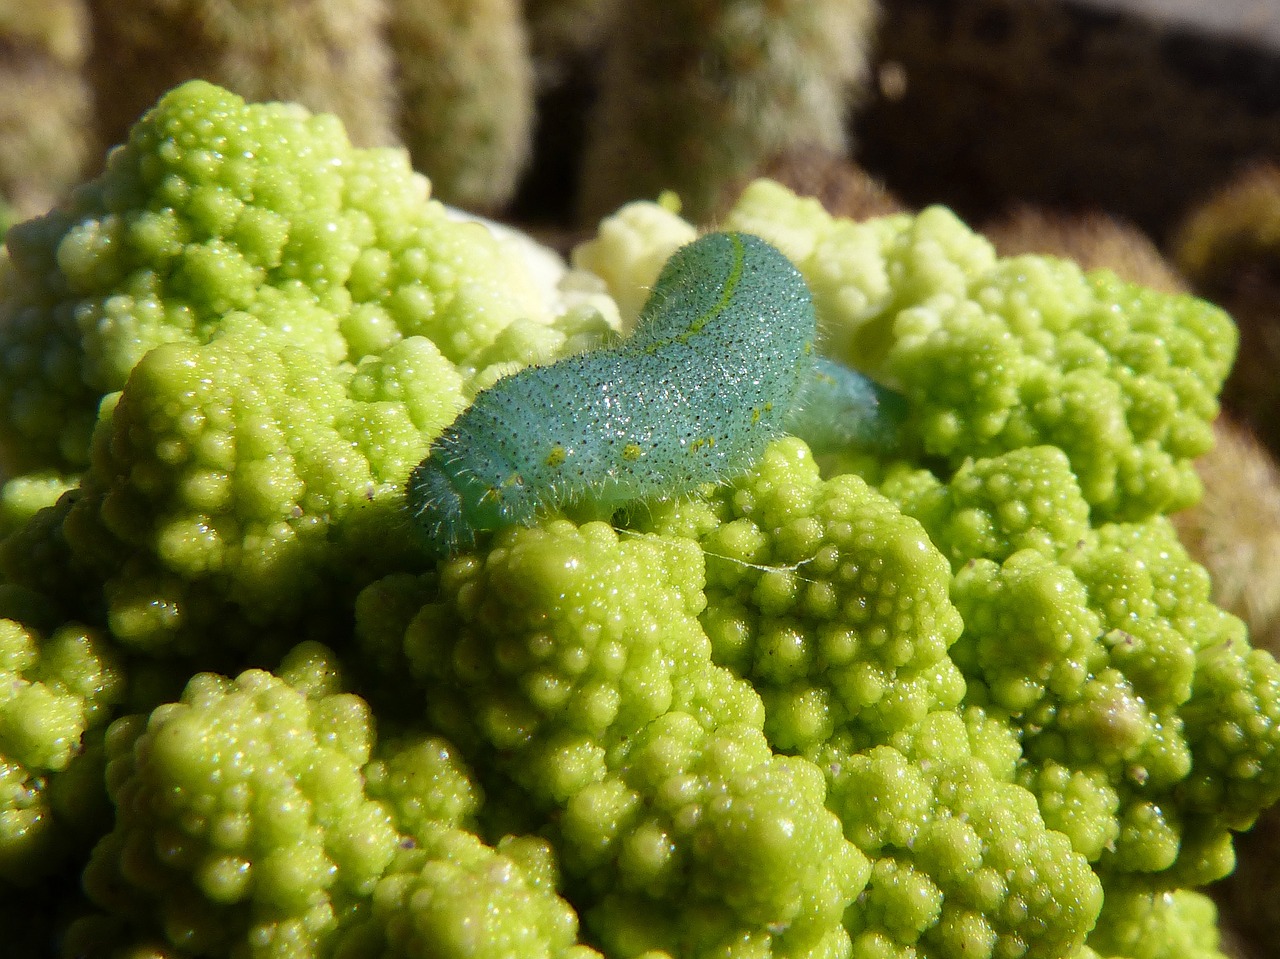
[0, 78, 558, 476]
[368, 520, 869, 957]
[0, 615, 121, 884]
[724, 181, 1235, 522]
[0, 79, 609, 663]
[0, 81, 1269, 959]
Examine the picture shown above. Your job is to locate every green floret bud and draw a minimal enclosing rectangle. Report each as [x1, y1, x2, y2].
[566, 713, 868, 959]
[818, 710, 1102, 959]
[722, 181, 1237, 523]
[892, 257, 1232, 522]
[950, 508, 1276, 883]
[274, 639, 349, 701]
[400, 520, 763, 807]
[81, 662, 398, 958]
[645, 437, 965, 753]
[0, 79, 549, 474]
[0, 617, 123, 884]
[57, 324, 462, 657]
[341, 827, 596, 959]
[1019, 762, 1121, 865]
[364, 735, 482, 841]
[952, 549, 1104, 716]
[0, 493, 96, 619]
[1181, 636, 1280, 828]
[1088, 882, 1227, 959]
[370, 517, 868, 957]
[925, 446, 1092, 567]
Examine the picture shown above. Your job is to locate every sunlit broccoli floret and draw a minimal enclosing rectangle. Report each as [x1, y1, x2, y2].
[0, 81, 1270, 959]
[0, 80, 552, 475]
[0, 616, 122, 885]
[724, 181, 1237, 523]
[76, 657, 398, 957]
[642, 436, 965, 753]
[358, 520, 869, 958]
[1088, 882, 1226, 959]
[0, 77, 621, 659]
[348, 827, 598, 959]
[819, 709, 1103, 959]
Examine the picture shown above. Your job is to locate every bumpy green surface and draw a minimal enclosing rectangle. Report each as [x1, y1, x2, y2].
[381, 521, 868, 958]
[1088, 884, 1226, 959]
[726, 181, 1237, 522]
[0, 80, 606, 663]
[0, 616, 121, 885]
[0, 83, 1269, 959]
[349, 828, 593, 959]
[646, 438, 966, 753]
[75, 664, 398, 956]
[0, 79, 547, 475]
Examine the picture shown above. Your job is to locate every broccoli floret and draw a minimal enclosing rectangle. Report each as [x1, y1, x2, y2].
[0, 616, 122, 884]
[401, 523, 765, 799]
[75, 654, 398, 958]
[881, 444, 1276, 892]
[0, 78, 621, 660]
[358, 521, 869, 957]
[345, 827, 596, 959]
[633, 441, 1102, 957]
[1088, 883, 1227, 959]
[565, 713, 866, 959]
[642, 436, 965, 752]
[62, 654, 599, 959]
[0, 79, 551, 475]
[349, 734, 598, 959]
[723, 181, 1236, 523]
[822, 709, 1102, 959]
[0, 82, 1273, 959]
[914, 445, 1092, 568]
[364, 734, 481, 840]
[55, 325, 461, 658]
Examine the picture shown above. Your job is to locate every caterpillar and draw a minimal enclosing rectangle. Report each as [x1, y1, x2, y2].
[408, 231, 903, 557]
[788, 356, 908, 455]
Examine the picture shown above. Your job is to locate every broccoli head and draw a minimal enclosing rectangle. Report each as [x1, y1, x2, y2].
[724, 181, 1236, 522]
[0, 78, 557, 475]
[0, 80, 610, 663]
[360, 521, 869, 958]
[0, 614, 122, 885]
[0, 84, 1267, 959]
[75, 652, 398, 957]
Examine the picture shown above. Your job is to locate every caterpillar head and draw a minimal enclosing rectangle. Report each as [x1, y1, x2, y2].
[406, 456, 479, 558]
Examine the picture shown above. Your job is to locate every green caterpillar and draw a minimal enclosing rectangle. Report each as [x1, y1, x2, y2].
[408, 232, 903, 556]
